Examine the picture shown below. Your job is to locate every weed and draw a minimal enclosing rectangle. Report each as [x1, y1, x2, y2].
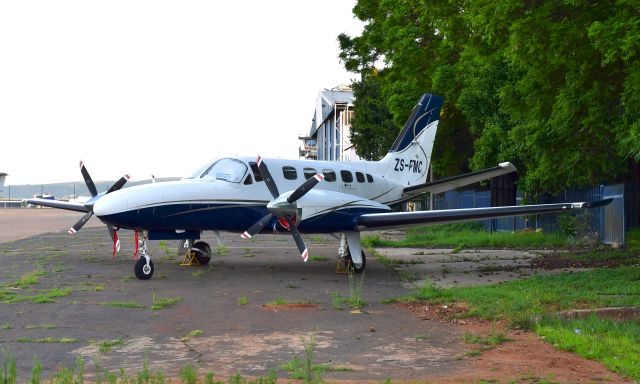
[101, 301, 146, 309]
[180, 330, 204, 342]
[266, 298, 289, 305]
[309, 235, 328, 243]
[191, 270, 205, 278]
[451, 245, 464, 254]
[24, 323, 56, 329]
[310, 256, 330, 262]
[214, 245, 228, 256]
[17, 337, 79, 344]
[237, 294, 249, 305]
[151, 294, 183, 310]
[158, 240, 172, 254]
[286, 281, 299, 289]
[348, 271, 365, 308]
[2, 287, 71, 304]
[92, 338, 125, 353]
[31, 356, 42, 384]
[0, 324, 12, 330]
[415, 335, 430, 340]
[180, 363, 198, 384]
[1, 349, 16, 384]
[399, 272, 418, 282]
[330, 291, 348, 310]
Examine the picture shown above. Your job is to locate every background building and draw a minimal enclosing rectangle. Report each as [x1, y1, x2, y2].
[299, 86, 359, 161]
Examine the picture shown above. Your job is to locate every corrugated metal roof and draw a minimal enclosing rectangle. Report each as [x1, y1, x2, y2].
[321, 89, 354, 105]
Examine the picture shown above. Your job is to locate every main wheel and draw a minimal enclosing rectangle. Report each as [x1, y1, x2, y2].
[134, 257, 154, 280]
[344, 249, 366, 274]
[192, 241, 212, 265]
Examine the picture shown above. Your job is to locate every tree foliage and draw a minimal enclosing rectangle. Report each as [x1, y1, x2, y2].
[339, 0, 640, 191]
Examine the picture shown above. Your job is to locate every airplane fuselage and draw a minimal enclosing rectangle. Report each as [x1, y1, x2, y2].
[92, 156, 414, 238]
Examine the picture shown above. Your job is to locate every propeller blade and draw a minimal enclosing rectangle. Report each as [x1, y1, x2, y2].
[287, 173, 324, 204]
[68, 211, 93, 234]
[107, 174, 130, 194]
[256, 156, 280, 198]
[241, 213, 274, 239]
[79, 161, 98, 197]
[287, 217, 308, 262]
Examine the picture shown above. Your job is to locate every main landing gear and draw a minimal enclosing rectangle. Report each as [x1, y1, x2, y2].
[338, 232, 366, 274]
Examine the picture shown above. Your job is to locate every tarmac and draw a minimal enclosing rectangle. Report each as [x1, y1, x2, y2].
[0, 209, 628, 382]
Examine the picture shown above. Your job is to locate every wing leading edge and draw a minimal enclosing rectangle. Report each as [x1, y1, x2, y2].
[357, 199, 613, 231]
[403, 162, 517, 198]
[23, 198, 90, 213]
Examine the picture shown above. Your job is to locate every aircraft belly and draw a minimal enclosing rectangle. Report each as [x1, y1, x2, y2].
[98, 203, 268, 232]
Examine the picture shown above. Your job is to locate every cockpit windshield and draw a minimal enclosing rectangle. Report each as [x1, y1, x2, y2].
[199, 158, 248, 183]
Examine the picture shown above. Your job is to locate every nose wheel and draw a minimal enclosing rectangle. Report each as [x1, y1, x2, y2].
[134, 236, 154, 280]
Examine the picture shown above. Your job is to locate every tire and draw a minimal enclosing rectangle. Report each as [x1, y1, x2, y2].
[134, 257, 154, 280]
[192, 241, 212, 265]
[344, 250, 366, 274]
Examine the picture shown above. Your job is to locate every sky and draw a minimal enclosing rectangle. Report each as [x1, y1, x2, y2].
[0, 1, 363, 185]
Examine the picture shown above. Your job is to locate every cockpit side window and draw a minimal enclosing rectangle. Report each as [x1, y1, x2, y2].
[200, 158, 248, 183]
[249, 162, 263, 182]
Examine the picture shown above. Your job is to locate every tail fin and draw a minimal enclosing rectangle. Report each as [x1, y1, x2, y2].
[378, 93, 443, 187]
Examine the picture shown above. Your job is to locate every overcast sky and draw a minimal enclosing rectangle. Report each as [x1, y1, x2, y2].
[0, 1, 362, 185]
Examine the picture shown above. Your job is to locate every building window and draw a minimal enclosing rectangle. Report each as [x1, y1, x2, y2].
[323, 169, 336, 182]
[249, 162, 263, 182]
[356, 172, 365, 183]
[366, 174, 374, 183]
[303, 168, 317, 180]
[340, 170, 353, 183]
[283, 166, 297, 180]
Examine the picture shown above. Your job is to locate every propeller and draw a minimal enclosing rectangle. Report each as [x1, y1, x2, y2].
[241, 156, 324, 262]
[68, 161, 130, 239]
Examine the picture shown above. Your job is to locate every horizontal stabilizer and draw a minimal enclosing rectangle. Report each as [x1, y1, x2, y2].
[23, 198, 90, 213]
[403, 162, 517, 197]
[357, 199, 611, 231]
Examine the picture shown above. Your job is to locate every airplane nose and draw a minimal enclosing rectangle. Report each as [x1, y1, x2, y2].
[93, 191, 128, 217]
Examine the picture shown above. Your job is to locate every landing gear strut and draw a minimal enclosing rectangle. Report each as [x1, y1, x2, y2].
[338, 232, 366, 274]
[343, 249, 366, 274]
[134, 233, 154, 280]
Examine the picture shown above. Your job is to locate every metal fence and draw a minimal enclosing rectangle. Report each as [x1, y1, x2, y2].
[433, 184, 625, 245]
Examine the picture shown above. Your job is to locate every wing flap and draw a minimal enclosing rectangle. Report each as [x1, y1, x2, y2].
[23, 198, 90, 213]
[357, 199, 612, 230]
[403, 162, 517, 197]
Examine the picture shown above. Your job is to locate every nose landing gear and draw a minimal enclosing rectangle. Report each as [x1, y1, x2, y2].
[134, 233, 154, 280]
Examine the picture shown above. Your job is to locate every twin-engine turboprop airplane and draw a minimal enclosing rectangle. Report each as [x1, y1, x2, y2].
[26, 93, 610, 280]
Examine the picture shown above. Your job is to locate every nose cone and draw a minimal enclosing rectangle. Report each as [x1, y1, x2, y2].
[93, 191, 128, 217]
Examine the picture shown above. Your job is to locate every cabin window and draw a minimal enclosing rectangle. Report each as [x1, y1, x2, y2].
[340, 170, 353, 183]
[366, 174, 374, 183]
[248, 162, 263, 182]
[303, 167, 317, 180]
[282, 166, 297, 180]
[201, 158, 248, 183]
[243, 175, 253, 185]
[356, 172, 365, 183]
[323, 169, 336, 182]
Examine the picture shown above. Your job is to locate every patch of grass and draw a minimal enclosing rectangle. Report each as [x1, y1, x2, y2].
[463, 329, 510, 347]
[24, 323, 56, 329]
[151, 294, 183, 310]
[1, 287, 71, 304]
[537, 315, 640, 380]
[348, 271, 366, 308]
[214, 245, 228, 256]
[266, 297, 289, 305]
[415, 335, 430, 340]
[0, 323, 12, 330]
[388, 266, 640, 381]
[191, 270, 206, 278]
[180, 363, 198, 384]
[237, 294, 249, 305]
[92, 338, 125, 353]
[310, 256, 330, 262]
[330, 291, 348, 310]
[180, 330, 204, 343]
[363, 222, 570, 249]
[399, 271, 419, 282]
[101, 301, 146, 309]
[16, 337, 79, 344]
[8, 270, 46, 288]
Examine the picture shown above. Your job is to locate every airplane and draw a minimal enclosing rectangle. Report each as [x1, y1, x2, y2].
[25, 93, 611, 280]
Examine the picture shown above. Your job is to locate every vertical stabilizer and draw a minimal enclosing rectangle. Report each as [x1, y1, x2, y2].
[377, 93, 443, 187]
[0, 173, 7, 193]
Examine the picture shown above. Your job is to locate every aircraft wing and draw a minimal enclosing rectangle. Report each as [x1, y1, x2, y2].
[357, 199, 612, 231]
[23, 198, 90, 213]
[402, 162, 517, 197]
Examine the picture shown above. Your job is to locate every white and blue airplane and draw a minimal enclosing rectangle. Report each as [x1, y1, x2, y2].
[26, 93, 610, 280]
